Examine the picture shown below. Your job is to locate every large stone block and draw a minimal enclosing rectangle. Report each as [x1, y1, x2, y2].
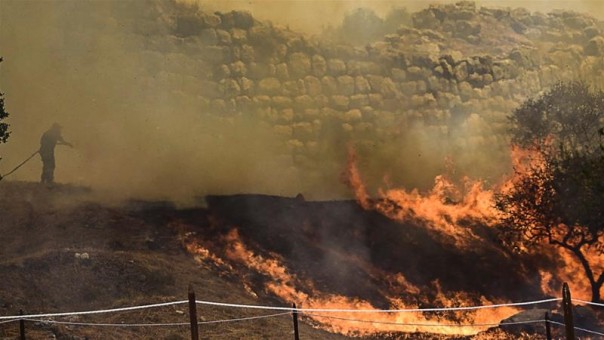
[294, 95, 316, 110]
[354, 76, 371, 94]
[321, 76, 338, 95]
[337, 75, 355, 96]
[219, 78, 241, 97]
[230, 61, 247, 77]
[350, 94, 370, 109]
[276, 63, 290, 80]
[311, 55, 327, 77]
[331, 95, 350, 111]
[327, 59, 347, 76]
[200, 28, 218, 45]
[304, 76, 322, 96]
[288, 52, 312, 78]
[272, 96, 293, 109]
[258, 77, 282, 95]
[247, 62, 273, 79]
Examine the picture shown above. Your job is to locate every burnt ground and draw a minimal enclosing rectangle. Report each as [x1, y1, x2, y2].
[0, 182, 601, 339]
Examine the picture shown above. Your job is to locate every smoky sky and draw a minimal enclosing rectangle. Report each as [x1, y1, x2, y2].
[0, 0, 602, 203]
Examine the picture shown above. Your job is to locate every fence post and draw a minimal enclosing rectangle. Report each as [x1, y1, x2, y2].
[562, 283, 575, 340]
[19, 310, 25, 340]
[188, 285, 199, 340]
[544, 312, 552, 340]
[292, 303, 299, 340]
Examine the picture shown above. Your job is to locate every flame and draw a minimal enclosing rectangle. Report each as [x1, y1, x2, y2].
[186, 228, 518, 336]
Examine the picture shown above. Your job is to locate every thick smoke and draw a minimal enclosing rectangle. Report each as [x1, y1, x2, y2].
[1, 0, 602, 203]
[0, 1, 305, 203]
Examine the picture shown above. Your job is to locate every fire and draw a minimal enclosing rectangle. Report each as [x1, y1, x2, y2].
[183, 228, 518, 336]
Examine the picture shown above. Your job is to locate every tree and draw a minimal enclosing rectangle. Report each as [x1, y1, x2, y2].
[0, 57, 9, 144]
[496, 81, 604, 302]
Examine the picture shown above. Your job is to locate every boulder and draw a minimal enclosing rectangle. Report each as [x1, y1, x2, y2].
[304, 76, 322, 97]
[311, 55, 327, 77]
[585, 36, 604, 56]
[257, 77, 282, 95]
[354, 76, 371, 94]
[327, 59, 347, 76]
[288, 53, 312, 78]
[337, 75, 355, 96]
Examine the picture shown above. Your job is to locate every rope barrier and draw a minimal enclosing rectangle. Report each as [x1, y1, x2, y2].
[571, 299, 604, 307]
[195, 297, 562, 313]
[548, 320, 604, 337]
[0, 300, 188, 320]
[1, 297, 562, 320]
[21, 312, 291, 328]
[0, 319, 18, 325]
[302, 313, 544, 328]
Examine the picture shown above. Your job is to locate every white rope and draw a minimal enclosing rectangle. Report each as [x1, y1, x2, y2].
[304, 313, 544, 328]
[199, 312, 290, 324]
[0, 319, 18, 325]
[571, 298, 604, 307]
[548, 320, 604, 337]
[195, 297, 561, 313]
[0, 300, 188, 320]
[23, 319, 189, 327]
[22, 312, 290, 328]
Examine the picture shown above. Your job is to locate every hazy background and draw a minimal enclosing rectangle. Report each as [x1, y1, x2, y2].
[0, 0, 602, 203]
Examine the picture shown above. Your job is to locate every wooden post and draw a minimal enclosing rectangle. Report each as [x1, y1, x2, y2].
[19, 310, 25, 340]
[545, 312, 552, 340]
[188, 285, 199, 340]
[292, 303, 299, 340]
[562, 283, 575, 340]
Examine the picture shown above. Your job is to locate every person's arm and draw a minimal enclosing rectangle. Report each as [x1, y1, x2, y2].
[57, 135, 73, 148]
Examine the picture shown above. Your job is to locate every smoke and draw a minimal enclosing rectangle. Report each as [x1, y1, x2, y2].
[197, 0, 604, 35]
[1, 0, 601, 203]
[0, 0, 306, 203]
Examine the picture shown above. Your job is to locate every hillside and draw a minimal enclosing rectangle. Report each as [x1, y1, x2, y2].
[1, 182, 602, 339]
[0, 182, 348, 339]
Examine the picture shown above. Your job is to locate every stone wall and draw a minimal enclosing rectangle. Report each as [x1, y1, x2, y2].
[138, 1, 604, 184]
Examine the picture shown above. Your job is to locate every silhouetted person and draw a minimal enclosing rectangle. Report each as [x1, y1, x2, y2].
[39, 123, 72, 184]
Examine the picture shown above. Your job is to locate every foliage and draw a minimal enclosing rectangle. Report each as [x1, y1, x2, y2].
[0, 57, 10, 144]
[496, 81, 604, 302]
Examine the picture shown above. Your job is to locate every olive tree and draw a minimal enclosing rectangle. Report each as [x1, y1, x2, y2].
[496, 81, 604, 302]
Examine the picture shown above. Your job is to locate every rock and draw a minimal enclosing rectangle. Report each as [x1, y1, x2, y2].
[215, 29, 232, 45]
[331, 95, 350, 110]
[272, 96, 293, 109]
[240, 45, 255, 63]
[304, 76, 322, 96]
[391, 68, 406, 81]
[219, 79, 241, 97]
[327, 59, 347, 76]
[288, 53, 312, 78]
[350, 94, 370, 108]
[230, 28, 247, 43]
[294, 95, 315, 110]
[200, 28, 218, 45]
[321, 76, 338, 95]
[342, 109, 363, 122]
[276, 63, 289, 80]
[337, 75, 355, 96]
[247, 62, 274, 80]
[238, 78, 254, 95]
[354, 76, 371, 94]
[311, 55, 327, 77]
[230, 61, 247, 77]
[257, 77, 282, 95]
[585, 36, 604, 56]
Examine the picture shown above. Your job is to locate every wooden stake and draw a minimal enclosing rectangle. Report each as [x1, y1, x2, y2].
[19, 310, 25, 340]
[292, 303, 299, 340]
[562, 283, 575, 340]
[188, 285, 199, 340]
[545, 311, 552, 340]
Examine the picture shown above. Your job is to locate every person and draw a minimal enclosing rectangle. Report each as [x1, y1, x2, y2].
[39, 123, 72, 184]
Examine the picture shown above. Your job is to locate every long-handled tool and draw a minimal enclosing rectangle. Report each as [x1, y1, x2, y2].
[0, 150, 40, 181]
